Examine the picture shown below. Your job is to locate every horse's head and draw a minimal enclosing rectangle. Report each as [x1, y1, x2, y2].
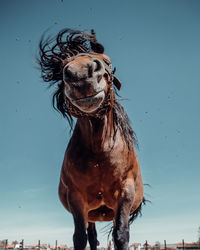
[63, 53, 113, 114]
[38, 29, 121, 125]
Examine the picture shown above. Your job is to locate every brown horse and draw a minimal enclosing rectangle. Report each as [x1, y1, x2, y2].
[38, 29, 144, 250]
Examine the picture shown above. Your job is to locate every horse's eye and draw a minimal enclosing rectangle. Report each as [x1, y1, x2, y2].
[63, 67, 70, 79]
[97, 75, 102, 83]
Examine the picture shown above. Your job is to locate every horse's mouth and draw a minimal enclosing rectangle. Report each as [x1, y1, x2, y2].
[70, 91, 105, 113]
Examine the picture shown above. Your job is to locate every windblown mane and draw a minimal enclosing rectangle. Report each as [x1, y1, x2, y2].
[38, 28, 138, 147]
[38, 28, 104, 85]
[38, 29, 104, 127]
[113, 100, 138, 147]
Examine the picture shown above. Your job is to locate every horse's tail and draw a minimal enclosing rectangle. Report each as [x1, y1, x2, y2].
[105, 196, 148, 243]
[129, 197, 148, 225]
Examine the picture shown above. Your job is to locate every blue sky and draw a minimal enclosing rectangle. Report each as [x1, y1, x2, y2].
[0, 0, 200, 247]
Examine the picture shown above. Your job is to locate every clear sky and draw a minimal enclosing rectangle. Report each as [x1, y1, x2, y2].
[0, 0, 200, 248]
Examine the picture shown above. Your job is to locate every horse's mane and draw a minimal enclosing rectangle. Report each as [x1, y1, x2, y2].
[38, 29, 105, 127]
[38, 28, 137, 147]
[38, 28, 104, 85]
[113, 100, 138, 147]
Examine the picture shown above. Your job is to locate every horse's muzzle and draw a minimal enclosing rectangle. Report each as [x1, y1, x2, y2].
[68, 90, 105, 113]
[63, 56, 107, 113]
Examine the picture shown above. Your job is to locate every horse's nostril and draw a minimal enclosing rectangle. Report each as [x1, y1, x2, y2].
[64, 66, 72, 80]
[88, 65, 93, 78]
[64, 66, 78, 81]
[97, 75, 102, 83]
[93, 59, 102, 72]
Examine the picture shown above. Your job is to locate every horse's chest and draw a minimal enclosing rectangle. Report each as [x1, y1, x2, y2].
[69, 152, 125, 182]
[66, 151, 128, 206]
[65, 136, 133, 208]
[76, 160, 122, 207]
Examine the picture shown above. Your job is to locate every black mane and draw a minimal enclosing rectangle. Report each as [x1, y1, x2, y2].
[38, 28, 104, 85]
[113, 100, 138, 148]
[38, 28, 137, 147]
[38, 29, 105, 127]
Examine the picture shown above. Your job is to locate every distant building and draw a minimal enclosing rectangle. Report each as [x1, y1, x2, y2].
[7, 245, 15, 249]
[177, 242, 200, 250]
[160, 243, 177, 250]
[14, 244, 20, 249]
[141, 242, 152, 250]
[130, 243, 142, 250]
[59, 244, 68, 250]
[1, 240, 200, 250]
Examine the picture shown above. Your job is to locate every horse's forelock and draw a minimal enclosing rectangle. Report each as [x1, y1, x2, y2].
[38, 28, 108, 127]
[38, 28, 105, 86]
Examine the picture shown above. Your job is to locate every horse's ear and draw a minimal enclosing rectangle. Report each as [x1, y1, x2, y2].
[113, 76, 122, 90]
[90, 29, 104, 53]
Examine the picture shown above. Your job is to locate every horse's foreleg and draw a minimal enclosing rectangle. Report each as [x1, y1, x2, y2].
[73, 215, 87, 250]
[68, 192, 88, 250]
[87, 222, 99, 250]
[113, 181, 135, 250]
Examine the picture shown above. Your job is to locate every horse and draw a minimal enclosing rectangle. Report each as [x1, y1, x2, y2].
[38, 28, 144, 250]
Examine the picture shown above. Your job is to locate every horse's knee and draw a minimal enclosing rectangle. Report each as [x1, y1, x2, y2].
[87, 222, 99, 250]
[113, 205, 130, 250]
[88, 231, 98, 248]
[73, 230, 87, 250]
[113, 227, 129, 250]
[72, 212, 88, 250]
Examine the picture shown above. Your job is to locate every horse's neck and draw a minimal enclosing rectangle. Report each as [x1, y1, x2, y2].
[76, 110, 114, 152]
